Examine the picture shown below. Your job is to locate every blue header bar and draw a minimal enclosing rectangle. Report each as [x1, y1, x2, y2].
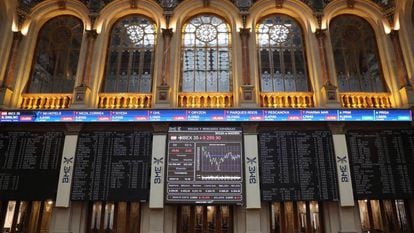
[0, 109, 411, 123]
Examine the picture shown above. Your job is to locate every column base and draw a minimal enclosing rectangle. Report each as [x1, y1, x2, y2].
[399, 85, 414, 108]
[71, 85, 91, 108]
[240, 85, 257, 107]
[156, 85, 170, 106]
[322, 81, 341, 108]
[245, 209, 261, 233]
[0, 86, 13, 108]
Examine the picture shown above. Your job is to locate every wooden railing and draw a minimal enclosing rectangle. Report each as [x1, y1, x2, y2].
[21, 93, 72, 109]
[98, 93, 152, 109]
[178, 93, 233, 108]
[339, 92, 392, 108]
[260, 92, 314, 108]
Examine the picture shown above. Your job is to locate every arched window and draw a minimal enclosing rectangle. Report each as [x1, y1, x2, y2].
[181, 15, 231, 92]
[256, 15, 309, 92]
[330, 15, 385, 92]
[28, 15, 83, 93]
[103, 15, 157, 93]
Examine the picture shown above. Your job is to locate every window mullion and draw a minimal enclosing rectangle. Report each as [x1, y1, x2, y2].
[139, 47, 146, 93]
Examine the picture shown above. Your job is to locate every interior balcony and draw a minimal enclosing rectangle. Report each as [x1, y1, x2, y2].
[20, 93, 72, 109]
[339, 92, 392, 108]
[260, 92, 314, 108]
[178, 92, 233, 108]
[98, 93, 152, 109]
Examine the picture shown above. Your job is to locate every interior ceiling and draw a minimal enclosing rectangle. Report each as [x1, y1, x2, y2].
[17, 0, 395, 13]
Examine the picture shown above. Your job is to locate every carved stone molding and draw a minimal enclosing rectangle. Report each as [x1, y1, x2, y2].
[347, 0, 355, 8]
[275, 0, 284, 8]
[57, 0, 66, 9]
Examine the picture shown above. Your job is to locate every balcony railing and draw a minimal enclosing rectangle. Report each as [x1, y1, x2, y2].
[98, 93, 152, 109]
[21, 93, 72, 109]
[339, 92, 391, 108]
[260, 92, 314, 108]
[178, 93, 233, 108]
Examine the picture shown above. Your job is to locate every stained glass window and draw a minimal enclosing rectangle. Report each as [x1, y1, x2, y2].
[28, 15, 83, 93]
[103, 15, 156, 93]
[181, 15, 232, 92]
[330, 15, 385, 92]
[256, 15, 309, 92]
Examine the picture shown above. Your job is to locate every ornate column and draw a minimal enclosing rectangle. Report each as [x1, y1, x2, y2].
[156, 28, 173, 106]
[390, 30, 414, 107]
[316, 29, 339, 107]
[328, 123, 358, 233]
[72, 29, 97, 107]
[0, 31, 23, 108]
[241, 123, 261, 233]
[239, 28, 255, 106]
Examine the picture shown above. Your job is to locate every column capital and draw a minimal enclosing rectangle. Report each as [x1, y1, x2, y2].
[12, 31, 24, 42]
[315, 28, 327, 39]
[239, 28, 251, 38]
[162, 28, 174, 39]
[328, 122, 346, 135]
[152, 123, 170, 133]
[275, 0, 284, 8]
[241, 123, 258, 134]
[85, 29, 98, 39]
[64, 124, 83, 135]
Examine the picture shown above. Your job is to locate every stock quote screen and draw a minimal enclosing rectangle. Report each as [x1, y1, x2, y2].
[166, 127, 243, 205]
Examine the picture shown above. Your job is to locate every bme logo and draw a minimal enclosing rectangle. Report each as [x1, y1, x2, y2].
[247, 157, 257, 184]
[153, 157, 163, 184]
[337, 155, 350, 183]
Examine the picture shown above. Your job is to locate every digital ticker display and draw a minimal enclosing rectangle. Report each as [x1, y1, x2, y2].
[0, 109, 411, 123]
[166, 127, 243, 204]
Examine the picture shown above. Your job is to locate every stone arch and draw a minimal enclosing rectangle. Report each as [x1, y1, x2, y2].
[394, 0, 414, 83]
[248, 0, 323, 106]
[89, 0, 164, 107]
[323, 0, 400, 106]
[0, 0, 16, 87]
[11, 0, 91, 107]
[169, 0, 243, 106]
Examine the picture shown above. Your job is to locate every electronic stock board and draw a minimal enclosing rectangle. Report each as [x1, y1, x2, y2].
[166, 127, 243, 204]
[0, 109, 411, 123]
[0, 131, 64, 200]
[347, 129, 414, 200]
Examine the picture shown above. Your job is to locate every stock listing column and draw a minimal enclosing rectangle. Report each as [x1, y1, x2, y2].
[242, 124, 261, 233]
[328, 123, 358, 233]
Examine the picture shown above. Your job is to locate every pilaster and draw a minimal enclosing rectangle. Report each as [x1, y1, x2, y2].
[239, 28, 256, 107]
[315, 29, 340, 108]
[155, 28, 174, 107]
[72, 30, 97, 108]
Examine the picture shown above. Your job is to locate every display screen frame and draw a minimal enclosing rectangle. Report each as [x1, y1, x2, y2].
[165, 126, 245, 205]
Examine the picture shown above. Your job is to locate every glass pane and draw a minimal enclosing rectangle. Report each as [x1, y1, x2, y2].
[103, 203, 115, 230]
[91, 202, 102, 230]
[330, 15, 385, 92]
[297, 201, 307, 233]
[310, 201, 320, 233]
[181, 15, 231, 92]
[207, 206, 216, 233]
[271, 202, 281, 233]
[358, 200, 370, 231]
[28, 16, 83, 93]
[195, 206, 203, 233]
[395, 200, 410, 233]
[256, 15, 309, 92]
[104, 15, 156, 93]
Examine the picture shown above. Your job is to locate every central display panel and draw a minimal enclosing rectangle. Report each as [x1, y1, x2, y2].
[166, 127, 243, 205]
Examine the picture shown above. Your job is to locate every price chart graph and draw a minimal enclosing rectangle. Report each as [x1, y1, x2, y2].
[199, 144, 241, 172]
